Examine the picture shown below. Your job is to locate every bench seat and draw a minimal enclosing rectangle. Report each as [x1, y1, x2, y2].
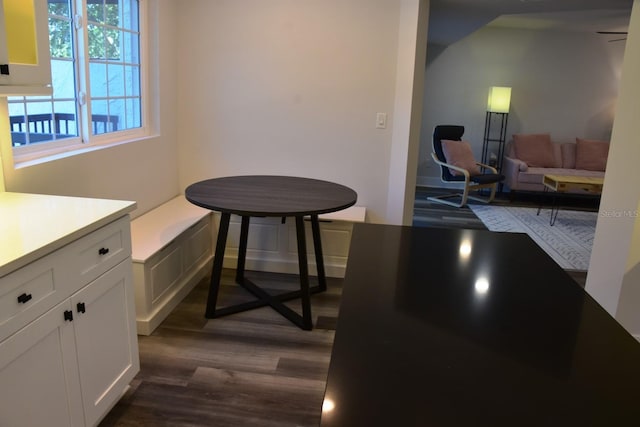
[130, 196, 213, 335]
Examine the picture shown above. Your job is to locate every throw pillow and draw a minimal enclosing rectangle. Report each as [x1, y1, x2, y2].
[575, 138, 609, 171]
[441, 140, 481, 176]
[512, 133, 555, 167]
[560, 143, 576, 169]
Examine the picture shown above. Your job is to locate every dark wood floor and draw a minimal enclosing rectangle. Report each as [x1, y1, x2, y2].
[101, 188, 591, 426]
[100, 270, 341, 427]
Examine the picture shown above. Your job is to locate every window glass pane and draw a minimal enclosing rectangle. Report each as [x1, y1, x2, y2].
[107, 64, 124, 96]
[49, 16, 72, 58]
[25, 102, 55, 144]
[105, 2, 119, 26]
[105, 27, 120, 61]
[53, 101, 78, 137]
[51, 59, 76, 99]
[125, 98, 141, 128]
[91, 100, 108, 134]
[121, 0, 138, 32]
[48, 0, 70, 16]
[90, 61, 107, 97]
[123, 30, 138, 63]
[8, 102, 26, 147]
[87, 1, 104, 24]
[88, 24, 105, 59]
[108, 99, 124, 130]
[88, 0, 141, 136]
[124, 65, 139, 96]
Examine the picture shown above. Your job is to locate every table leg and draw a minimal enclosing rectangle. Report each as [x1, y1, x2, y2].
[236, 216, 250, 283]
[206, 212, 231, 318]
[295, 216, 313, 330]
[550, 192, 559, 226]
[205, 214, 322, 330]
[310, 214, 327, 292]
[536, 186, 547, 216]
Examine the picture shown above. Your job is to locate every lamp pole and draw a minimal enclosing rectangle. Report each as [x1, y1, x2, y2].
[481, 86, 511, 174]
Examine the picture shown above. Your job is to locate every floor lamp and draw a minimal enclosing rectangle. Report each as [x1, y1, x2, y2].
[481, 86, 511, 174]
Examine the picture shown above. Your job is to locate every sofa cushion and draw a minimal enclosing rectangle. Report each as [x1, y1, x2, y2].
[513, 133, 556, 167]
[561, 143, 576, 169]
[575, 138, 609, 171]
[441, 139, 481, 176]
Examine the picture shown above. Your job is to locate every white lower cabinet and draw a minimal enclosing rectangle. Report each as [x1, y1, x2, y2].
[0, 215, 139, 427]
[0, 298, 84, 427]
[73, 259, 139, 426]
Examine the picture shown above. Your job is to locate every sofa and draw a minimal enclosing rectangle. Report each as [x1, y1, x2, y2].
[502, 133, 609, 192]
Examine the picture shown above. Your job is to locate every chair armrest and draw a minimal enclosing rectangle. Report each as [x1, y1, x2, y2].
[430, 152, 470, 180]
[475, 162, 498, 174]
[502, 156, 527, 189]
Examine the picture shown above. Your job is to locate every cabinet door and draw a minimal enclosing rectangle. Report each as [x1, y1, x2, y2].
[0, 0, 52, 93]
[72, 259, 140, 426]
[0, 300, 84, 427]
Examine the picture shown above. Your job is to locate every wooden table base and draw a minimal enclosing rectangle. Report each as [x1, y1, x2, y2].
[205, 213, 327, 330]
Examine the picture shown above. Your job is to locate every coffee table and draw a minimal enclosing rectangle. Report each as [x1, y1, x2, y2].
[185, 175, 357, 330]
[537, 174, 603, 225]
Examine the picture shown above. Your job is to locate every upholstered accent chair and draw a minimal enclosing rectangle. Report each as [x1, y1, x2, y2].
[429, 125, 504, 208]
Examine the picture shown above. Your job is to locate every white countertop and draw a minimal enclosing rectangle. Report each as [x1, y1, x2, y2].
[0, 192, 136, 277]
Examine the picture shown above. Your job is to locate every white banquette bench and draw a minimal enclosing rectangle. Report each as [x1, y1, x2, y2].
[130, 195, 365, 335]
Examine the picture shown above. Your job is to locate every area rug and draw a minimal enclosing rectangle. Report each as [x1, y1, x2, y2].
[468, 205, 597, 271]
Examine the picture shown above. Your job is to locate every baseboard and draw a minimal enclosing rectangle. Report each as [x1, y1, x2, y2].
[135, 256, 212, 335]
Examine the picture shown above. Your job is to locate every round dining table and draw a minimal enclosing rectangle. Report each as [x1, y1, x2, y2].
[185, 175, 357, 330]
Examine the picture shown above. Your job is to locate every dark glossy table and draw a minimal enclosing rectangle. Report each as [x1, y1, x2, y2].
[185, 175, 357, 330]
[322, 224, 640, 426]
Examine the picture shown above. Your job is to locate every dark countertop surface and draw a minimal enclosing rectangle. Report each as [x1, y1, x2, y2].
[322, 224, 640, 426]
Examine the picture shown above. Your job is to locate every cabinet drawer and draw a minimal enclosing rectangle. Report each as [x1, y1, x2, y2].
[65, 216, 132, 287]
[0, 248, 72, 342]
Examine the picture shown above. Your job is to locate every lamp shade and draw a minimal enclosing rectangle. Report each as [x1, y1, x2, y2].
[487, 86, 512, 113]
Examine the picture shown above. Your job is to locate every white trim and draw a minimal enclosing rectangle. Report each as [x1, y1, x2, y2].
[13, 133, 158, 169]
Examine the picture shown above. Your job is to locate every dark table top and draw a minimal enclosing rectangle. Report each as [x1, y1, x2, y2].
[322, 224, 640, 426]
[185, 175, 357, 217]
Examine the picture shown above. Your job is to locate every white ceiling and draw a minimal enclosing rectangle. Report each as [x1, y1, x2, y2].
[428, 0, 633, 45]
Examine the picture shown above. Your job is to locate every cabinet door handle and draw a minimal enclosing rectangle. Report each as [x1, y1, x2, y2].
[64, 310, 74, 321]
[98, 247, 110, 255]
[77, 302, 86, 313]
[17, 293, 33, 304]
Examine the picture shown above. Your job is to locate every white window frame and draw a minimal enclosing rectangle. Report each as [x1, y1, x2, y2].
[11, 0, 149, 167]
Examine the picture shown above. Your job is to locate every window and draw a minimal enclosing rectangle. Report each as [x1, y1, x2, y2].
[9, 0, 143, 158]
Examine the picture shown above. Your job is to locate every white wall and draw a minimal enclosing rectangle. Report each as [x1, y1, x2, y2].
[0, 0, 180, 219]
[418, 25, 626, 186]
[586, 0, 640, 338]
[176, 0, 425, 224]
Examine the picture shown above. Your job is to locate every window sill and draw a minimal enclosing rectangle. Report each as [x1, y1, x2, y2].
[13, 132, 157, 169]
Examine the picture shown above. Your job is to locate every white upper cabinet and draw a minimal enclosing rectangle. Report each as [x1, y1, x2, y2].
[0, 0, 52, 94]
